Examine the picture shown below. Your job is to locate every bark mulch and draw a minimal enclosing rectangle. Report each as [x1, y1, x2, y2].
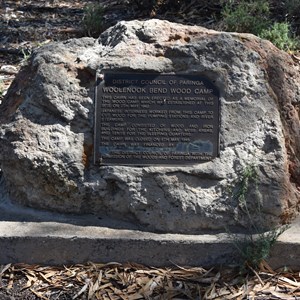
[1, 261, 300, 299]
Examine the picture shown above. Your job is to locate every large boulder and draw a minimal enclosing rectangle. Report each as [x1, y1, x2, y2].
[0, 19, 299, 233]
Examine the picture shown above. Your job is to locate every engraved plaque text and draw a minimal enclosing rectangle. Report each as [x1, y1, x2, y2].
[94, 73, 220, 165]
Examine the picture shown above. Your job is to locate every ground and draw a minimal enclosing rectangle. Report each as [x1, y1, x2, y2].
[1, 0, 300, 299]
[1, 0, 300, 98]
[0, 0, 96, 97]
[1, 261, 300, 299]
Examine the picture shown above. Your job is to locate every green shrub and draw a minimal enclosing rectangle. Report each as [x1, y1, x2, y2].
[232, 227, 287, 271]
[221, 0, 270, 35]
[82, 4, 105, 37]
[221, 0, 299, 51]
[260, 22, 299, 51]
[228, 164, 289, 271]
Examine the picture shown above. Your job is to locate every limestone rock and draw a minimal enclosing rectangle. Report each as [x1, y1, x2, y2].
[0, 20, 299, 233]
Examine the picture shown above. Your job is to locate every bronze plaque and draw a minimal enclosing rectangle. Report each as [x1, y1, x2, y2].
[94, 73, 220, 165]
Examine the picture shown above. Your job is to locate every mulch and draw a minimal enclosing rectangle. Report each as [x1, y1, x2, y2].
[1, 261, 300, 299]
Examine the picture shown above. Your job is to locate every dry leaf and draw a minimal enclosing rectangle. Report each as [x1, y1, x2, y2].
[0, 264, 11, 276]
[88, 271, 103, 299]
[72, 280, 90, 299]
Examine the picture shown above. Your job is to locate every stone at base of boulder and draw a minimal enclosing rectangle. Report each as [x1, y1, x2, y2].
[0, 217, 300, 269]
[0, 184, 298, 268]
[0, 222, 233, 266]
[268, 218, 300, 270]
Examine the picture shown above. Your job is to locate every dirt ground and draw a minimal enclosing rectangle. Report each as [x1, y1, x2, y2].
[1, 0, 299, 98]
[0, 0, 230, 99]
[0, 0, 98, 97]
[1, 0, 300, 299]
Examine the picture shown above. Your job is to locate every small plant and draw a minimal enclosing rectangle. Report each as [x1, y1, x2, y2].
[260, 22, 299, 51]
[0, 79, 4, 98]
[234, 164, 258, 202]
[82, 4, 105, 37]
[20, 48, 32, 66]
[233, 164, 261, 231]
[228, 164, 289, 271]
[231, 223, 288, 271]
[221, 0, 270, 35]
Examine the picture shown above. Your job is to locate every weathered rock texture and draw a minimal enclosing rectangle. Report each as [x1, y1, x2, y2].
[0, 20, 299, 233]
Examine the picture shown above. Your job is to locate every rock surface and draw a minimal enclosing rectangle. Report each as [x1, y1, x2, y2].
[0, 19, 299, 233]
